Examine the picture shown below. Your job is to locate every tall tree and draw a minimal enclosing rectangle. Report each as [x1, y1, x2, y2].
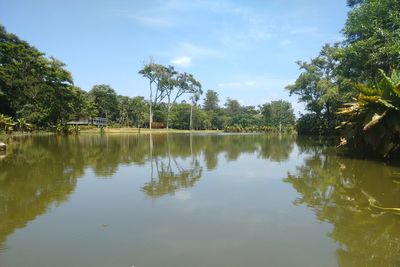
[203, 90, 219, 111]
[130, 96, 148, 128]
[89, 84, 118, 121]
[160, 65, 178, 129]
[260, 100, 295, 127]
[190, 91, 202, 130]
[117, 95, 132, 126]
[138, 62, 169, 129]
[338, 0, 400, 81]
[169, 72, 202, 129]
[0, 25, 83, 126]
[224, 98, 241, 114]
[286, 44, 353, 134]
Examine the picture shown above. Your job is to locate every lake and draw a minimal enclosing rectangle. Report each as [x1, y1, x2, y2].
[0, 133, 399, 267]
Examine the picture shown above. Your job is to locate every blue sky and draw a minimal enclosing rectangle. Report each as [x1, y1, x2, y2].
[0, 0, 348, 114]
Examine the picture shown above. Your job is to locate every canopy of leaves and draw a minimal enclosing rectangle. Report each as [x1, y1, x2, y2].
[203, 90, 219, 111]
[89, 84, 118, 120]
[261, 100, 295, 127]
[339, 0, 400, 81]
[0, 25, 88, 127]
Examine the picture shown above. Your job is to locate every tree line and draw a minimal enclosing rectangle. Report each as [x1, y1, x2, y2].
[1, 0, 398, 156]
[0, 24, 295, 133]
[287, 0, 400, 157]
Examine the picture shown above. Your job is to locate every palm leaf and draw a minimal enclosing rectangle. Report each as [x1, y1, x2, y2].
[353, 83, 381, 96]
[363, 111, 386, 130]
[378, 99, 398, 110]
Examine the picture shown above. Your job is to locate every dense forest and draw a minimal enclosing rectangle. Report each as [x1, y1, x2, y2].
[0, 0, 399, 157]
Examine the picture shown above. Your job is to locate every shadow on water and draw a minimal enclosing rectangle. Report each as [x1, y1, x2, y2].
[285, 136, 400, 267]
[0, 133, 295, 250]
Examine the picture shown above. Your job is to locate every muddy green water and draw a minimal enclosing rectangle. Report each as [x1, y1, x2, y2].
[0, 134, 399, 267]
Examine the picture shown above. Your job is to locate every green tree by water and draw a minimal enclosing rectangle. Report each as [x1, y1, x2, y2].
[0, 25, 87, 127]
[338, 69, 400, 158]
[138, 62, 170, 129]
[130, 96, 148, 128]
[260, 100, 295, 127]
[287, 44, 353, 135]
[338, 0, 400, 82]
[89, 84, 118, 121]
[203, 90, 220, 111]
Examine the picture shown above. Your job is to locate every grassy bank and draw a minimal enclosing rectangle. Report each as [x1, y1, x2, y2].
[79, 127, 223, 134]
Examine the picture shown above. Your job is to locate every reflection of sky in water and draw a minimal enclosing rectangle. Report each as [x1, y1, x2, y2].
[174, 190, 192, 201]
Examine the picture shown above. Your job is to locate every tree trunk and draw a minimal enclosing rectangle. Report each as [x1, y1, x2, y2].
[149, 81, 153, 130]
[149, 106, 153, 129]
[190, 104, 193, 130]
[167, 105, 171, 130]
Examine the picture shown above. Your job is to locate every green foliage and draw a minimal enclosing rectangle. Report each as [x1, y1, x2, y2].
[295, 113, 327, 135]
[260, 100, 295, 127]
[16, 118, 33, 132]
[203, 108, 226, 130]
[0, 25, 89, 128]
[170, 103, 191, 129]
[138, 62, 202, 129]
[130, 96, 148, 127]
[203, 90, 219, 111]
[224, 98, 241, 114]
[338, 69, 400, 157]
[169, 103, 210, 130]
[55, 123, 79, 135]
[347, 0, 364, 7]
[0, 114, 15, 133]
[89, 84, 118, 120]
[287, 44, 355, 135]
[339, 0, 400, 81]
[224, 125, 295, 133]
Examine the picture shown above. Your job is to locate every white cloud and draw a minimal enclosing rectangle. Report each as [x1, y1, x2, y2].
[171, 56, 192, 67]
[159, 42, 220, 67]
[280, 39, 291, 46]
[177, 42, 218, 57]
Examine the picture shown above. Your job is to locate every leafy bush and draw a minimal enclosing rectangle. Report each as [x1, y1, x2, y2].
[151, 122, 166, 129]
[337, 70, 400, 158]
[224, 125, 296, 134]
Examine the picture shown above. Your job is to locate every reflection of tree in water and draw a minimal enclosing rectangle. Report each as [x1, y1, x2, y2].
[0, 133, 296, 249]
[141, 134, 296, 198]
[142, 157, 202, 198]
[141, 133, 203, 198]
[0, 136, 84, 249]
[257, 135, 294, 162]
[285, 139, 400, 267]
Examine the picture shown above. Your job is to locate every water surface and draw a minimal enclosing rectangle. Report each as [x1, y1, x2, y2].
[0, 134, 399, 267]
